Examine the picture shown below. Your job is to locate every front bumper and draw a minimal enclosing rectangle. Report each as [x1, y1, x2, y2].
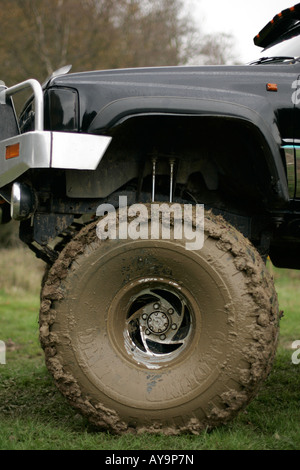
[0, 130, 111, 189]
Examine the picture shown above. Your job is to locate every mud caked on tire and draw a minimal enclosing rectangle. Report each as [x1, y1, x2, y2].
[39, 207, 279, 434]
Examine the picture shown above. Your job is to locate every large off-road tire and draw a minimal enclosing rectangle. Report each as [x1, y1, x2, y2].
[39, 207, 279, 434]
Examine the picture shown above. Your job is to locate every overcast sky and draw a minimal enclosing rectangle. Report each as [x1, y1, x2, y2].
[187, 0, 297, 63]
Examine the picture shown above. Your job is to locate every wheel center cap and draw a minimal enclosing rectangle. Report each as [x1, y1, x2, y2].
[147, 311, 170, 334]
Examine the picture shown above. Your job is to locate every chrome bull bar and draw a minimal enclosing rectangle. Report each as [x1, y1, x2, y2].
[0, 79, 44, 131]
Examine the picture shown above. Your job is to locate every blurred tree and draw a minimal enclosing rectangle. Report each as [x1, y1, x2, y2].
[0, 0, 237, 87]
[0, 0, 197, 85]
[196, 33, 239, 65]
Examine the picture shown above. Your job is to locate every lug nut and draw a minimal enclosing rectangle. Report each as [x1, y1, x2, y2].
[168, 308, 174, 314]
[160, 334, 166, 340]
[153, 303, 160, 309]
[171, 323, 177, 330]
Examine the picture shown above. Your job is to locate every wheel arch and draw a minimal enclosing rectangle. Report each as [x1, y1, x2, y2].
[68, 99, 289, 210]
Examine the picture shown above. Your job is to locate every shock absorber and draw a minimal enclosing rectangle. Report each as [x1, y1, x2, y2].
[151, 156, 176, 203]
[151, 156, 157, 202]
[169, 158, 175, 203]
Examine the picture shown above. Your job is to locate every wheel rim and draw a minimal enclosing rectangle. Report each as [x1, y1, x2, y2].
[127, 285, 192, 355]
[108, 277, 198, 369]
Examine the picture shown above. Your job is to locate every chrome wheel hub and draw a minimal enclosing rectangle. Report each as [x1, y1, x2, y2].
[125, 285, 193, 360]
[147, 309, 170, 334]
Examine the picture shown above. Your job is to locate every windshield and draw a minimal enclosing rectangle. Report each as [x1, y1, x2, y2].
[262, 34, 300, 57]
[260, 27, 300, 58]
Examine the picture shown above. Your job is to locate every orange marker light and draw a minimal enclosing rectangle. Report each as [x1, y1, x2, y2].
[266, 83, 278, 92]
[5, 143, 20, 159]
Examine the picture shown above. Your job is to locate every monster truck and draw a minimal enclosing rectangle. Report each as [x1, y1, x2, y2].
[0, 4, 300, 434]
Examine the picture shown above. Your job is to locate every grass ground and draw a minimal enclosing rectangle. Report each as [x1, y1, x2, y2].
[0, 247, 299, 450]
